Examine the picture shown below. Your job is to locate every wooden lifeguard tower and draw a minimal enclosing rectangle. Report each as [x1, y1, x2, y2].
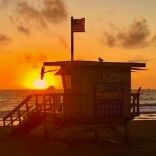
[41, 60, 145, 141]
[3, 60, 145, 141]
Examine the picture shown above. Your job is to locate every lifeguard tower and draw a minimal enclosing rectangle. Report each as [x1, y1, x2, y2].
[40, 60, 145, 141]
[3, 60, 145, 141]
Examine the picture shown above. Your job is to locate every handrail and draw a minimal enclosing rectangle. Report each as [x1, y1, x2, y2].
[3, 95, 34, 127]
[3, 92, 85, 128]
[3, 95, 32, 120]
[131, 92, 140, 117]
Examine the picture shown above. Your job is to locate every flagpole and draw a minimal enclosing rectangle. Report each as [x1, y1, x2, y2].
[71, 16, 74, 61]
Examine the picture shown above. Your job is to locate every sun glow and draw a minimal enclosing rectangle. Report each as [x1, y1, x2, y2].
[33, 79, 48, 89]
[23, 69, 62, 90]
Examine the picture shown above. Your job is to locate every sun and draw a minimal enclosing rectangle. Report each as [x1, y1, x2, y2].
[23, 69, 62, 90]
[33, 79, 48, 89]
[23, 70, 49, 90]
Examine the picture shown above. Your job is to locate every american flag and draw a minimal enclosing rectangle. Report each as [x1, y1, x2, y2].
[72, 18, 85, 32]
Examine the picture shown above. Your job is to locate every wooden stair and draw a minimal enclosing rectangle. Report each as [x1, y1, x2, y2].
[10, 112, 45, 135]
[2, 93, 64, 135]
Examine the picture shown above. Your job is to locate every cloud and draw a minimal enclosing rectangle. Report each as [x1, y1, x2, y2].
[16, 1, 45, 26]
[14, 0, 68, 28]
[17, 25, 30, 36]
[2, 0, 68, 34]
[42, 0, 68, 23]
[102, 18, 156, 49]
[0, 0, 9, 8]
[56, 34, 68, 49]
[20, 53, 47, 68]
[128, 56, 149, 63]
[0, 33, 11, 45]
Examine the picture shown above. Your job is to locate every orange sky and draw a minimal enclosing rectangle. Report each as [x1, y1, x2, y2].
[0, 0, 156, 89]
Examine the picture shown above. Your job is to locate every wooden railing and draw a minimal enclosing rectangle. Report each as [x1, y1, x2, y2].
[3, 95, 34, 128]
[131, 92, 140, 117]
[3, 91, 139, 130]
[33, 93, 64, 119]
[2, 93, 70, 129]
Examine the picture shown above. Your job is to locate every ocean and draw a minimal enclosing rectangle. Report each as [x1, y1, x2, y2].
[0, 89, 156, 125]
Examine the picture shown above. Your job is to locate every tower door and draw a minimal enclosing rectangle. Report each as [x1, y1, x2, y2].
[95, 82, 123, 119]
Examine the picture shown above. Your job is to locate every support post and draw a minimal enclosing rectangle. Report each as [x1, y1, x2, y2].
[18, 109, 21, 124]
[124, 118, 129, 143]
[26, 102, 29, 118]
[93, 128, 99, 142]
[71, 16, 74, 61]
[43, 122, 48, 140]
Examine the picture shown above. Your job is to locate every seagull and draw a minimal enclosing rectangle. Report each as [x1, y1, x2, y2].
[98, 57, 104, 62]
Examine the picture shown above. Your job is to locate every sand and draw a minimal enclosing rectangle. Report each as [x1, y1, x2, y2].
[0, 120, 156, 156]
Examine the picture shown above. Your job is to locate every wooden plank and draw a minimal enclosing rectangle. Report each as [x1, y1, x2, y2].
[43, 61, 146, 68]
[18, 109, 21, 124]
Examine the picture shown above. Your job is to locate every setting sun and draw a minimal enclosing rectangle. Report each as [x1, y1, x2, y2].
[23, 69, 62, 90]
[33, 79, 48, 89]
[23, 70, 49, 89]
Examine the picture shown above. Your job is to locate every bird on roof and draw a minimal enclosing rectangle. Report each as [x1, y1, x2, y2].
[98, 57, 104, 62]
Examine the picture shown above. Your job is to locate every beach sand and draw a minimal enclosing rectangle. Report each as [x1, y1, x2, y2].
[0, 120, 156, 156]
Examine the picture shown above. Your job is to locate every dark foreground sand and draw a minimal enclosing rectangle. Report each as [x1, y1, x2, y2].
[0, 120, 156, 156]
